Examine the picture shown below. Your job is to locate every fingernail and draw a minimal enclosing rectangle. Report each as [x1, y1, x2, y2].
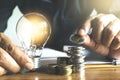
[78, 29, 86, 36]
[0, 68, 7, 76]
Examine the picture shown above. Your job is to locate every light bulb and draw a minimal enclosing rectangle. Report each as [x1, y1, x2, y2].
[16, 12, 51, 70]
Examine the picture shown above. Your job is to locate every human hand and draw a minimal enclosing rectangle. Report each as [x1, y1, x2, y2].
[78, 14, 120, 59]
[0, 32, 33, 76]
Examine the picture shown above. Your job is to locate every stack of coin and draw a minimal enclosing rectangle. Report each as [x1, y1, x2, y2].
[47, 46, 85, 75]
[56, 57, 73, 75]
[57, 57, 71, 65]
[56, 64, 72, 75]
[47, 64, 58, 74]
[47, 63, 72, 75]
[66, 46, 85, 73]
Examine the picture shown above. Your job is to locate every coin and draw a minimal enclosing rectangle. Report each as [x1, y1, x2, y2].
[57, 57, 71, 65]
[67, 47, 85, 57]
[70, 51, 84, 57]
[69, 34, 85, 44]
[72, 64, 85, 73]
[47, 64, 57, 74]
[71, 58, 85, 64]
[56, 65, 72, 75]
[68, 46, 85, 50]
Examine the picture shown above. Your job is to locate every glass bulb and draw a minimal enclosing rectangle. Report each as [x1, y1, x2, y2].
[16, 12, 51, 70]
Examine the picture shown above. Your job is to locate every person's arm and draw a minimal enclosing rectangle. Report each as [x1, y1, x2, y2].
[17, 0, 57, 22]
[0, 0, 33, 76]
[0, 33, 33, 75]
[0, 0, 17, 32]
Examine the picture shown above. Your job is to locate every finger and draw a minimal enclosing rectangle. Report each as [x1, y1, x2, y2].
[13, 46, 33, 70]
[91, 14, 117, 43]
[0, 66, 7, 76]
[109, 49, 120, 59]
[102, 19, 120, 47]
[90, 14, 105, 43]
[95, 14, 117, 27]
[110, 31, 120, 50]
[78, 16, 96, 45]
[79, 29, 109, 56]
[0, 47, 20, 73]
[78, 14, 104, 41]
[78, 16, 94, 36]
[83, 35, 109, 56]
[91, 17, 104, 43]
[0, 33, 33, 70]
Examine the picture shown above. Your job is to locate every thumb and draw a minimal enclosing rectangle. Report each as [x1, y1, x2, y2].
[70, 17, 92, 45]
[78, 28, 91, 46]
[78, 16, 92, 45]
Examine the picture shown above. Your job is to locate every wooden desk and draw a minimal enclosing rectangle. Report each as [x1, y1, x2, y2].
[1, 64, 120, 80]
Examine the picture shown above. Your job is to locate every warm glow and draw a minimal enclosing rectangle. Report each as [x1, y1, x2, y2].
[16, 12, 51, 49]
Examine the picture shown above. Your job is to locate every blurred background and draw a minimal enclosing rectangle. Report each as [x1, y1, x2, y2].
[4, 6, 23, 46]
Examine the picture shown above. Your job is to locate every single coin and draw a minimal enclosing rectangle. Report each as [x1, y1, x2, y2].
[72, 64, 85, 73]
[57, 57, 71, 65]
[56, 65, 72, 76]
[47, 64, 57, 74]
[69, 34, 85, 44]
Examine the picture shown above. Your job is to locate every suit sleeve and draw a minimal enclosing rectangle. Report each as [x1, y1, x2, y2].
[17, 0, 57, 22]
[0, 0, 16, 32]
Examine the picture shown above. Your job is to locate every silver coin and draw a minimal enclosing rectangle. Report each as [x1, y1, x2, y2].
[72, 64, 85, 73]
[57, 57, 71, 65]
[56, 65, 72, 75]
[112, 59, 120, 65]
[71, 59, 85, 64]
[47, 64, 57, 74]
[68, 46, 85, 50]
[67, 48, 85, 57]
[70, 51, 84, 57]
[69, 34, 85, 45]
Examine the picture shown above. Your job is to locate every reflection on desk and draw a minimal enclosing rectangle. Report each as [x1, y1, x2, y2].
[1, 64, 120, 80]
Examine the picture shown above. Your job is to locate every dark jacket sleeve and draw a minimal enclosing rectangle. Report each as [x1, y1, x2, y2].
[17, 0, 57, 22]
[0, 0, 17, 32]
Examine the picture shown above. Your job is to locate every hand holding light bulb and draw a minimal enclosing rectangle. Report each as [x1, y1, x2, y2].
[0, 32, 33, 76]
[0, 12, 51, 76]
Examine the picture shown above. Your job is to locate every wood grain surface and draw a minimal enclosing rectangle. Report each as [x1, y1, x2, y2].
[0, 64, 120, 80]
